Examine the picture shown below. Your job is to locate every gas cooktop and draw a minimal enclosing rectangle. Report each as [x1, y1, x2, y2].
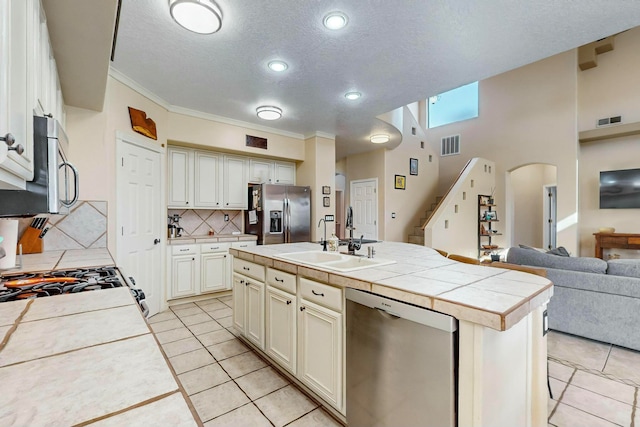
[0, 266, 148, 316]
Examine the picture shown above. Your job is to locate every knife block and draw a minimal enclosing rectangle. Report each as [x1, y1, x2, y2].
[18, 226, 43, 254]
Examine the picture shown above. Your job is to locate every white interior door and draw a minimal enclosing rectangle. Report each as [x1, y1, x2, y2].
[116, 133, 163, 316]
[350, 178, 378, 240]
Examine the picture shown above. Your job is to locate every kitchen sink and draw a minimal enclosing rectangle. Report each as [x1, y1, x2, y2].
[274, 251, 396, 272]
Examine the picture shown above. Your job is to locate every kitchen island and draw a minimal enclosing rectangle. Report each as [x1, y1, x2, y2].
[229, 241, 552, 427]
[0, 287, 200, 426]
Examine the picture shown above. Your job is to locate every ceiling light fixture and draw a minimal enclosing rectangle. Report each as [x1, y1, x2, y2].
[268, 60, 288, 72]
[169, 0, 222, 34]
[256, 106, 282, 120]
[370, 134, 390, 144]
[323, 11, 348, 30]
[345, 91, 361, 100]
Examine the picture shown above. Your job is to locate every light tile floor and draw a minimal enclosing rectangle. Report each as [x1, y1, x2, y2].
[150, 298, 640, 427]
[149, 296, 342, 427]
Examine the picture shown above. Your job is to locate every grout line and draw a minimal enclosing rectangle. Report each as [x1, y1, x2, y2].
[548, 368, 576, 421]
[603, 344, 613, 372]
[632, 388, 638, 427]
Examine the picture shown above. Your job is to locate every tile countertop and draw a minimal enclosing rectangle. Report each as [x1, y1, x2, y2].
[0, 287, 199, 427]
[229, 242, 554, 332]
[1, 248, 115, 276]
[167, 234, 257, 245]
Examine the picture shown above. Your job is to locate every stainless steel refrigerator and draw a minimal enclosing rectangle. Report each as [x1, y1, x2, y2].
[245, 184, 311, 245]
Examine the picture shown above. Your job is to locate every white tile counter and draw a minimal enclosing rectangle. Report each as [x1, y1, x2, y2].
[1, 248, 114, 276]
[0, 288, 199, 426]
[229, 241, 553, 331]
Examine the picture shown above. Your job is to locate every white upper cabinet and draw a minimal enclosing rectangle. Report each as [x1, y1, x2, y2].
[194, 151, 221, 208]
[223, 155, 247, 209]
[167, 146, 192, 208]
[274, 161, 295, 184]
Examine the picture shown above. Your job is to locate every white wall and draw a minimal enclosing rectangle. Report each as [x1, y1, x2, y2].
[426, 51, 580, 254]
[578, 27, 640, 256]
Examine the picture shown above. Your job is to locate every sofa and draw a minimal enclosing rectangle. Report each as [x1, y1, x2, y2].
[505, 246, 640, 351]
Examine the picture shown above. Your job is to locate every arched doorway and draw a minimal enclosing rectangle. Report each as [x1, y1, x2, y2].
[507, 163, 558, 249]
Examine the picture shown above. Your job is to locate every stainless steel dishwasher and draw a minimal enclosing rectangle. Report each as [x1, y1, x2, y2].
[346, 288, 458, 427]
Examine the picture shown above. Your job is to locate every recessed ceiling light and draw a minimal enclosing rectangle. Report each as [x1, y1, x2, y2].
[169, 0, 223, 34]
[268, 60, 288, 72]
[345, 91, 361, 100]
[256, 106, 282, 120]
[323, 11, 348, 30]
[370, 134, 390, 144]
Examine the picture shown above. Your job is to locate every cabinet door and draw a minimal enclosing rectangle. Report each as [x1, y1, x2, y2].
[232, 273, 246, 335]
[249, 158, 273, 183]
[246, 279, 265, 350]
[0, 0, 35, 189]
[223, 155, 247, 209]
[266, 286, 296, 374]
[194, 151, 221, 208]
[168, 147, 192, 207]
[274, 161, 295, 185]
[298, 298, 343, 411]
[170, 255, 197, 298]
[201, 252, 227, 293]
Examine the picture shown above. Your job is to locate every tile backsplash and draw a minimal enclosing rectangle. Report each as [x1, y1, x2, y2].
[17, 201, 107, 252]
[167, 209, 243, 236]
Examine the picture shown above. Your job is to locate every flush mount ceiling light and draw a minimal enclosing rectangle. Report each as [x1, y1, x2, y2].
[256, 106, 282, 120]
[370, 134, 390, 144]
[344, 91, 361, 100]
[323, 11, 348, 30]
[268, 60, 288, 72]
[169, 0, 222, 34]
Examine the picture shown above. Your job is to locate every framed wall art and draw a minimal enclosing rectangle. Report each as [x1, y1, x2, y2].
[395, 175, 406, 190]
[410, 158, 418, 176]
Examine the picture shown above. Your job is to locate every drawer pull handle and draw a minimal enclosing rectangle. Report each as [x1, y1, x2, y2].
[275, 277, 284, 282]
[239, 244, 247, 247]
[243, 266, 250, 271]
[179, 249, 189, 252]
[311, 290, 325, 297]
[212, 246, 219, 249]
[286, 300, 291, 305]
[300, 306, 305, 311]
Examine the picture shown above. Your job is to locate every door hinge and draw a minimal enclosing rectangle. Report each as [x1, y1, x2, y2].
[374, 220, 377, 225]
[121, 157, 124, 167]
[121, 226, 124, 236]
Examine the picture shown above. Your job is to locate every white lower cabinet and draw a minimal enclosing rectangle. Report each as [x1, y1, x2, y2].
[298, 297, 343, 412]
[232, 274, 246, 332]
[171, 254, 198, 298]
[201, 252, 227, 293]
[168, 242, 233, 300]
[245, 279, 265, 349]
[266, 285, 297, 374]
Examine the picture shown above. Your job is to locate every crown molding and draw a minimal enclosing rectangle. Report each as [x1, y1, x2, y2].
[109, 67, 305, 140]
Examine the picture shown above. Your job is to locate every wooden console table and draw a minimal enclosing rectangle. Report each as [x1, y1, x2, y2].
[593, 233, 640, 259]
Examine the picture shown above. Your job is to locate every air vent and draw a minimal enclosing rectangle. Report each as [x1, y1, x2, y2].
[441, 135, 460, 156]
[596, 115, 622, 127]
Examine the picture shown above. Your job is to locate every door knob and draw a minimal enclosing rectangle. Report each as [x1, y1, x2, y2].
[154, 238, 160, 244]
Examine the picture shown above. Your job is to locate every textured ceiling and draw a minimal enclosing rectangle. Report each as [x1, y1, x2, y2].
[111, 0, 640, 159]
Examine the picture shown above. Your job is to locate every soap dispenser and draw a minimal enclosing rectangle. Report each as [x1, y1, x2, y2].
[328, 233, 340, 252]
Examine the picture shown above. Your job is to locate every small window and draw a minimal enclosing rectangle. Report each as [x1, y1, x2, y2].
[428, 81, 479, 128]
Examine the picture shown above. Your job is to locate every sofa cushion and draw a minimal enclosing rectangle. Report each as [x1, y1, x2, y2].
[607, 259, 640, 279]
[506, 247, 607, 274]
[546, 246, 570, 257]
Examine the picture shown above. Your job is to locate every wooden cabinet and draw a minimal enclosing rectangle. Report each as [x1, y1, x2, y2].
[201, 252, 227, 293]
[298, 280, 343, 412]
[266, 285, 297, 374]
[170, 254, 198, 298]
[222, 155, 247, 209]
[194, 151, 222, 208]
[167, 147, 192, 207]
[274, 161, 295, 184]
[248, 158, 296, 185]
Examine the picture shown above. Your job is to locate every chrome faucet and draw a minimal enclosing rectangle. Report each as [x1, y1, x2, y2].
[345, 206, 362, 255]
[318, 218, 327, 251]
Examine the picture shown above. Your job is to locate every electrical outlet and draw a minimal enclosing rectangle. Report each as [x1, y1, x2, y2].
[391, 212, 396, 219]
[224, 214, 229, 221]
[324, 215, 335, 222]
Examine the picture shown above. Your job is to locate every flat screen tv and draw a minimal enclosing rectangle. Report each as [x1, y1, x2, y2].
[600, 168, 640, 209]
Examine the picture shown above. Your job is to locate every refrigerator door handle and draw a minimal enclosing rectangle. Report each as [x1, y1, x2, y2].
[283, 198, 288, 242]
[285, 197, 291, 242]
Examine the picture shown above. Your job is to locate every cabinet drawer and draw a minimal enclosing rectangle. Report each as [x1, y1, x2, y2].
[299, 278, 342, 312]
[232, 240, 257, 249]
[234, 258, 265, 282]
[266, 268, 296, 294]
[201, 242, 231, 253]
[172, 244, 199, 256]
[601, 237, 628, 247]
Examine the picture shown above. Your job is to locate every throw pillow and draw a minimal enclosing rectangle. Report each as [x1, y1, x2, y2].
[547, 246, 570, 257]
[519, 244, 546, 253]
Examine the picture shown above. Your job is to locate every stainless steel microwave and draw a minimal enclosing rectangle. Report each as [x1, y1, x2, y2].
[0, 116, 79, 217]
